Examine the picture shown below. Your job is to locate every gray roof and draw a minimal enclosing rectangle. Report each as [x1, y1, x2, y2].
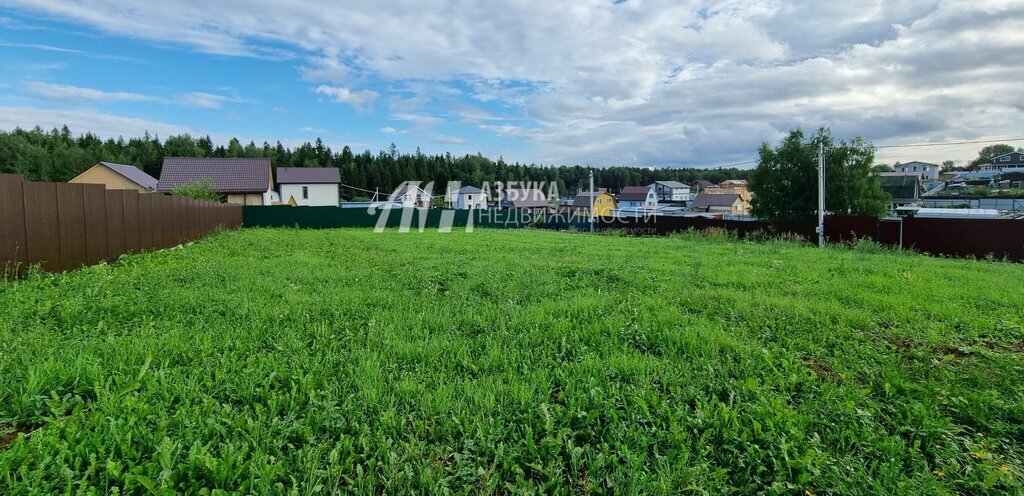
[572, 191, 608, 208]
[157, 157, 271, 193]
[99, 162, 158, 190]
[389, 182, 431, 200]
[652, 180, 689, 189]
[276, 167, 340, 184]
[455, 185, 482, 194]
[691, 193, 741, 209]
[502, 188, 548, 208]
[693, 180, 715, 188]
[618, 185, 654, 202]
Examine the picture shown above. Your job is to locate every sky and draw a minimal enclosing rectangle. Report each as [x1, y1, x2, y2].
[1, 0, 1023, 168]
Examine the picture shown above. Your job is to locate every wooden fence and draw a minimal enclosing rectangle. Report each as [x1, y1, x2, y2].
[1, 173, 242, 278]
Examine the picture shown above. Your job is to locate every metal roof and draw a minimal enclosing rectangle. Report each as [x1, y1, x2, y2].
[572, 191, 611, 207]
[454, 185, 483, 194]
[651, 180, 689, 189]
[276, 167, 340, 184]
[618, 186, 654, 201]
[157, 157, 271, 193]
[691, 193, 741, 209]
[99, 162, 158, 190]
[503, 188, 548, 208]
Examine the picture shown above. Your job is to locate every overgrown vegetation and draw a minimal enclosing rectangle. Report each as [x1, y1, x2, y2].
[1, 229, 1022, 493]
[171, 179, 222, 201]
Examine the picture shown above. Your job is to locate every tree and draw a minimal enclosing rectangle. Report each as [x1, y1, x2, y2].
[172, 179, 221, 201]
[969, 144, 1017, 170]
[941, 160, 957, 173]
[870, 163, 893, 173]
[749, 128, 889, 223]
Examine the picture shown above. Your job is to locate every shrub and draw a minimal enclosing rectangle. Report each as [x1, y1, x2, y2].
[172, 179, 221, 202]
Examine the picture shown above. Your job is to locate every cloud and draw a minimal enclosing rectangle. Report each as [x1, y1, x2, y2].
[298, 125, 328, 134]
[314, 85, 379, 113]
[6, 0, 1024, 165]
[0, 105, 215, 138]
[176, 92, 246, 109]
[22, 81, 155, 103]
[380, 126, 397, 133]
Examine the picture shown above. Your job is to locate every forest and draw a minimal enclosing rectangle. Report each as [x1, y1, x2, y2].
[0, 126, 750, 199]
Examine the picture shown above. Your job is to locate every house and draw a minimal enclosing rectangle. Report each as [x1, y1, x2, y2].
[981, 152, 1024, 172]
[878, 174, 920, 209]
[572, 190, 617, 216]
[650, 181, 691, 202]
[499, 188, 548, 211]
[720, 179, 748, 188]
[894, 161, 940, 180]
[703, 182, 752, 202]
[389, 182, 433, 208]
[449, 186, 488, 210]
[157, 157, 273, 205]
[69, 162, 158, 192]
[690, 193, 749, 215]
[692, 179, 715, 195]
[276, 167, 340, 207]
[618, 185, 658, 208]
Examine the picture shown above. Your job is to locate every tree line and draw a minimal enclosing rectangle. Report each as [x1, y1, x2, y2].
[0, 126, 751, 199]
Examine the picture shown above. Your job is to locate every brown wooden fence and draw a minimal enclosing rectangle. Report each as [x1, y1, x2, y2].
[825, 214, 1024, 261]
[1, 174, 242, 278]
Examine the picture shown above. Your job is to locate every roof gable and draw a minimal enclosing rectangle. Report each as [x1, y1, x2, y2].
[157, 157, 271, 193]
[691, 193, 740, 209]
[618, 185, 654, 201]
[98, 162, 158, 190]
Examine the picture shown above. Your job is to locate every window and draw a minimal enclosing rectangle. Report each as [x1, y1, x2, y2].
[302, 186, 309, 199]
[597, 199, 602, 204]
[1001, 156, 1011, 162]
[467, 195, 472, 201]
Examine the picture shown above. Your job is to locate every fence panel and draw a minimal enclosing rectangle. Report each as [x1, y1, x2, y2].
[23, 182, 63, 272]
[0, 174, 28, 277]
[56, 183, 88, 270]
[123, 190, 141, 253]
[138, 193, 154, 250]
[105, 190, 126, 261]
[82, 184, 108, 265]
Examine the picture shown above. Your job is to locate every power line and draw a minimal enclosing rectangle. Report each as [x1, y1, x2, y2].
[876, 137, 1024, 149]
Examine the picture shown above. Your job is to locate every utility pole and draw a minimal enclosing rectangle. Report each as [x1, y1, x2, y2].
[589, 169, 595, 233]
[817, 142, 825, 247]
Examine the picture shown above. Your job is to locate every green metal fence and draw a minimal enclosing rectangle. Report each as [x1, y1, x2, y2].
[242, 206, 590, 230]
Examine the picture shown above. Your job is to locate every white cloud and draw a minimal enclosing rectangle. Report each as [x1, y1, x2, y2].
[380, 126, 397, 133]
[22, 81, 156, 103]
[314, 85, 379, 113]
[7, 0, 1024, 165]
[176, 91, 246, 109]
[298, 125, 328, 134]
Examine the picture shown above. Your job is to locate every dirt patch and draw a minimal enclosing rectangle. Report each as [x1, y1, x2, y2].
[885, 337, 915, 350]
[981, 340, 1024, 353]
[805, 359, 843, 383]
[933, 345, 971, 360]
[0, 424, 29, 449]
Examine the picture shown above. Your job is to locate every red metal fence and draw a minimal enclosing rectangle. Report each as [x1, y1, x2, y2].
[1, 173, 242, 278]
[825, 214, 1024, 261]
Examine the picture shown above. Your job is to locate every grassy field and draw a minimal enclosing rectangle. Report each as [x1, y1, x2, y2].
[1, 228, 1023, 494]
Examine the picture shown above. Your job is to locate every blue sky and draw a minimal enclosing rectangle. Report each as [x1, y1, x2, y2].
[1, 1, 1023, 167]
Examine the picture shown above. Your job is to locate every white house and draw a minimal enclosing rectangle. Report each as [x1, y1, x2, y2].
[894, 161, 940, 180]
[449, 185, 488, 209]
[389, 182, 433, 208]
[649, 181, 691, 202]
[617, 185, 658, 208]
[276, 167, 340, 206]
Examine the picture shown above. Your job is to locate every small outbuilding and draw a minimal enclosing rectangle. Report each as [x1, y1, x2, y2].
[276, 167, 340, 206]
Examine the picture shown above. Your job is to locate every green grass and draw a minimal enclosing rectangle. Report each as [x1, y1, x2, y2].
[1, 228, 1023, 494]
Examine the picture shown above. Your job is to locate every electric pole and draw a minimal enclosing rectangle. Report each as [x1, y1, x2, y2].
[589, 169, 595, 233]
[817, 142, 825, 247]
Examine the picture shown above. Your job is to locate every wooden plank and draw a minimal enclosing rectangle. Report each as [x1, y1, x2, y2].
[82, 184, 108, 265]
[105, 190, 126, 261]
[56, 183, 87, 270]
[0, 174, 28, 278]
[138, 193, 154, 250]
[23, 182, 63, 272]
[122, 190, 141, 253]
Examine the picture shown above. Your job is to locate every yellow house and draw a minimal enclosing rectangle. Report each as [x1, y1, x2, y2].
[572, 190, 618, 216]
[69, 162, 158, 192]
